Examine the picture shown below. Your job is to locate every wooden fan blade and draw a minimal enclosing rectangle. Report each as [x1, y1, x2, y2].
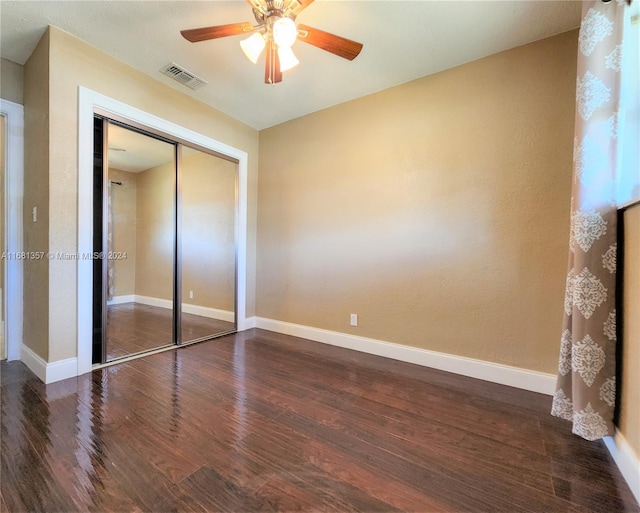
[265, 44, 282, 84]
[297, 24, 362, 60]
[181, 23, 253, 43]
[291, 0, 315, 15]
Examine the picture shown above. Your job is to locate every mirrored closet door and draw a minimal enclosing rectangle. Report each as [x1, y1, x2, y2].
[180, 147, 236, 343]
[92, 116, 237, 365]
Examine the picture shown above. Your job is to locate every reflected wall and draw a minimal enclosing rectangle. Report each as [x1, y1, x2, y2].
[181, 149, 236, 343]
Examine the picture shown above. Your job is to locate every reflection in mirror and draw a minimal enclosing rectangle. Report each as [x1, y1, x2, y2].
[0, 115, 5, 360]
[106, 122, 176, 361]
[180, 148, 236, 343]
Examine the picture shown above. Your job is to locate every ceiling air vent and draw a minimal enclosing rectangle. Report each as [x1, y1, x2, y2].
[160, 63, 207, 90]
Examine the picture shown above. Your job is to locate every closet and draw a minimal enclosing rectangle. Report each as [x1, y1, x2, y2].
[92, 115, 237, 364]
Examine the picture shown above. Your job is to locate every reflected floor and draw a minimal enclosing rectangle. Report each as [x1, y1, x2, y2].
[107, 303, 234, 361]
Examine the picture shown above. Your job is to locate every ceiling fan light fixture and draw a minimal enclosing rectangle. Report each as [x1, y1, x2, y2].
[181, 0, 363, 85]
[277, 46, 299, 72]
[272, 17, 297, 48]
[240, 32, 265, 63]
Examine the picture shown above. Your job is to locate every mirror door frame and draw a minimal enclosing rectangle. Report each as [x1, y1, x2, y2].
[77, 87, 249, 376]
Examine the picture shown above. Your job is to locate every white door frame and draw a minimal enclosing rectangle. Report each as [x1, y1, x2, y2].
[0, 99, 24, 362]
[77, 87, 249, 376]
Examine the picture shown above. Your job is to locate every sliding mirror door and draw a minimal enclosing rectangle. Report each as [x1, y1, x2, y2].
[93, 115, 239, 365]
[105, 121, 176, 361]
[180, 148, 237, 343]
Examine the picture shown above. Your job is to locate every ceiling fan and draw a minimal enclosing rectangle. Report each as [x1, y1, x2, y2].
[180, 0, 363, 84]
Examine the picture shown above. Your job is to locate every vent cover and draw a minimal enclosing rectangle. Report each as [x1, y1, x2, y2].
[160, 63, 207, 90]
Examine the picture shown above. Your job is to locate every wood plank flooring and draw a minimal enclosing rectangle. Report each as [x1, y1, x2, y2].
[1, 329, 638, 512]
[106, 303, 234, 360]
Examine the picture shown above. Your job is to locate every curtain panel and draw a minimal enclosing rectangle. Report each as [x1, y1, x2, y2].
[551, 0, 629, 441]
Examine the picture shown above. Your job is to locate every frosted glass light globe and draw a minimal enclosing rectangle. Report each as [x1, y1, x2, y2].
[272, 17, 297, 48]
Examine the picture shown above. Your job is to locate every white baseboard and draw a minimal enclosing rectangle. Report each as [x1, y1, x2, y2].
[182, 303, 234, 323]
[253, 317, 556, 395]
[21, 345, 78, 384]
[0, 320, 4, 360]
[134, 294, 172, 309]
[0, 291, 4, 360]
[21, 344, 46, 382]
[111, 294, 234, 323]
[108, 294, 134, 305]
[604, 432, 640, 504]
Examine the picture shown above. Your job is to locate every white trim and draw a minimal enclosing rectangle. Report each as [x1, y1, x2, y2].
[182, 303, 234, 323]
[131, 294, 234, 323]
[254, 317, 557, 395]
[21, 344, 77, 384]
[20, 345, 46, 382]
[133, 294, 172, 309]
[107, 294, 135, 305]
[78, 87, 249, 376]
[604, 432, 640, 504]
[0, 99, 24, 361]
[45, 356, 78, 384]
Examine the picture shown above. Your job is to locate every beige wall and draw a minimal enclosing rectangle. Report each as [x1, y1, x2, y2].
[257, 30, 578, 374]
[133, 151, 236, 312]
[181, 151, 236, 312]
[38, 26, 258, 362]
[109, 168, 137, 297]
[0, 116, 4, 360]
[0, 116, 4, 296]
[23, 32, 50, 360]
[1, 58, 24, 104]
[620, 204, 640, 457]
[134, 160, 174, 302]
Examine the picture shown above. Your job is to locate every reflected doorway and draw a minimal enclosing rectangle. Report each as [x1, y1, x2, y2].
[93, 116, 237, 364]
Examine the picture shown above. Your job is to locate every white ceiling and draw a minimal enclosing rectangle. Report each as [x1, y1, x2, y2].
[108, 122, 200, 172]
[0, 1, 582, 130]
[107, 123, 175, 173]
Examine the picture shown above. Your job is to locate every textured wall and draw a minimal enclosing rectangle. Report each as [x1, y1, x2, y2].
[1, 58, 24, 104]
[0, 117, 4, 295]
[133, 151, 236, 312]
[109, 168, 138, 297]
[621, 204, 640, 457]
[134, 160, 174, 303]
[257, 30, 578, 374]
[23, 32, 50, 360]
[181, 151, 236, 312]
[0, 116, 4, 359]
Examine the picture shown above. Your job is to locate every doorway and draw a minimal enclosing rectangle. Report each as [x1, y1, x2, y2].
[0, 99, 24, 364]
[93, 115, 238, 365]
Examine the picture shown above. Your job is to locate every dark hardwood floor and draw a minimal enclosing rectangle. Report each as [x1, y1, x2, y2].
[1, 329, 638, 512]
[106, 303, 234, 360]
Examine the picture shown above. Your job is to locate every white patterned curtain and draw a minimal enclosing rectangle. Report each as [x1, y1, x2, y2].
[551, 0, 634, 440]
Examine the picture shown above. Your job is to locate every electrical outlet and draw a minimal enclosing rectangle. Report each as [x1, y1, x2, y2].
[189, 290, 194, 299]
[350, 313, 358, 327]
